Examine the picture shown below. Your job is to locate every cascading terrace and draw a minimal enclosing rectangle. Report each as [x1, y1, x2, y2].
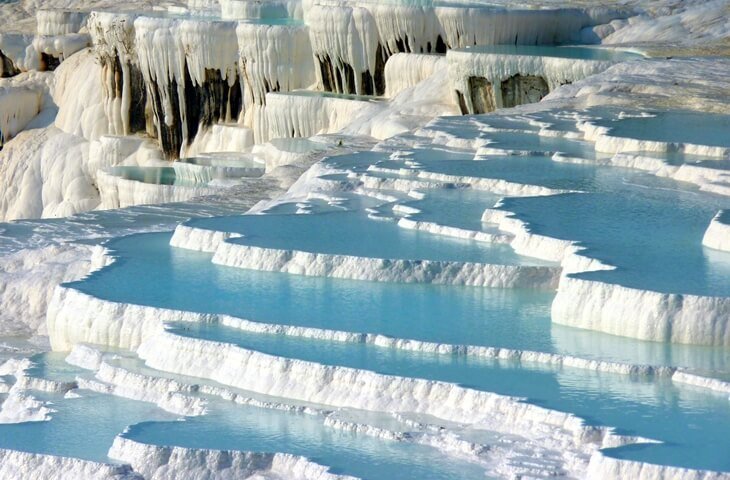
[2, 0, 730, 479]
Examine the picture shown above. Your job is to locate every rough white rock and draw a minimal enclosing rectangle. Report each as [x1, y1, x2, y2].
[65, 343, 104, 370]
[447, 48, 624, 114]
[552, 276, 730, 346]
[109, 436, 356, 480]
[0, 449, 141, 480]
[169, 224, 242, 252]
[212, 242, 561, 289]
[702, 211, 730, 253]
[0, 244, 103, 336]
[77, 362, 206, 416]
[136, 330, 640, 458]
[0, 391, 54, 423]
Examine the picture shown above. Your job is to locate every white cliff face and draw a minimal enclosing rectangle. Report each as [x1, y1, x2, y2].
[446, 48, 624, 114]
[303, 1, 614, 97]
[236, 22, 314, 110]
[433, 6, 600, 48]
[87, 12, 317, 157]
[262, 92, 380, 142]
[134, 16, 242, 158]
[305, 5, 382, 96]
[221, 0, 304, 21]
[384, 53, 446, 98]
[77, 361, 207, 416]
[552, 276, 730, 346]
[0, 9, 90, 74]
[0, 85, 42, 145]
[36, 10, 89, 36]
[185, 123, 254, 155]
[87, 12, 142, 137]
[47, 287, 176, 351]
[0, 34, 34, 76]
[53, 46, 108, 140]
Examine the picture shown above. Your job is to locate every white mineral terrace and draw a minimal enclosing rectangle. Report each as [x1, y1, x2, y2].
[1, 0, 730, 478]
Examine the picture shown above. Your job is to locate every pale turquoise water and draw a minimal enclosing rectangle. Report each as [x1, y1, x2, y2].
[73, 232, 557, 351]
[6, 104, 730, 476]
[593, 110, 730, 148]
[109, 166, 202, 187]
[375, 154, 603, 190]
[183, 205, 547, 265]
[0, 389, 170, 461]
[167, 321, 730, 472]
[60, 231, 730, 472]
[499, 185, 730, 296]
[123, 401, 492, 480]
[71, 227, 730, 371]
[402, 188, 504, 232]
[355, 152, 730, 296]
[0, 354, 174, 462]
[0, 354, 491, 479]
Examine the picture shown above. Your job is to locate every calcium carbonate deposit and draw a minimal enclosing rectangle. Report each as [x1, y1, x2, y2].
[1, 0, 730, 478]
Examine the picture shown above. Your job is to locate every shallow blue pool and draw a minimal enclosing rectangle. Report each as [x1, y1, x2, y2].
[184, 208, 544, 265]
[70, 232, 730, 371]
[123, 400, 492, 480]
[479, 130, 599, 158]
[72, 232, 556, 350]
[499, 184, 730, 296]
[167, 321, 730, 472]
[0, 355, 492, 479]
[593, 110, 730, 148]
[0, 354, 173, 462]
[61, 230, 730, 472]
[402, 188, 503, 232]
[375, 154, 604, 191]
[363, 152, 730, 296]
